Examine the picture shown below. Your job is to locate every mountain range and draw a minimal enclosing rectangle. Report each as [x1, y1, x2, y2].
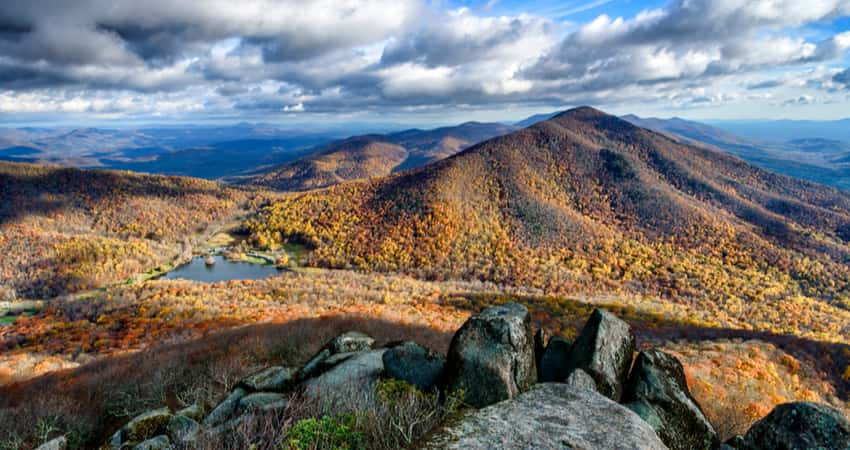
[0, 125, 345, 179]
[622, 114, 850, 190]
[247, 106, 850, 340]
[5, 113, 850, 192]
[247, 121, 516, 191]
[4, 106, 850, 449]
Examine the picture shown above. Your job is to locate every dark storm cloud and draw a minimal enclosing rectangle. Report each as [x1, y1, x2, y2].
[0, 0, 418, 92]
[0, 62, 72, 89]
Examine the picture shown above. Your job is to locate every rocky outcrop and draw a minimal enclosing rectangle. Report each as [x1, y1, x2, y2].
[424, 383, 668, 449]
[238, 392, 288, 411]
[106, 331, 383, 448]
[175, 404, 204, 421]
[538, 336, 571, 382]
[103, 310, 850, 450]
[441, 302, 537, 407]
[623, 350, 718, 450]
[165, 415, 199, 445]
[302, 349, 387, 407]
[110, 407, 173, 448]
[565, 368, 597, 391]
[382, 341, 445, 391]
[741, 401, 850, 450]
[237, 366, 295, 392]
[299, 331, 374, 380]
[565, 308, 635, 401]
[203, 388, 247, 427]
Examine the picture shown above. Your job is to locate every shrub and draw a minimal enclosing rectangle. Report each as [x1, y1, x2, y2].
[355, 379, 463, 450]
[284, 414, 365, 450]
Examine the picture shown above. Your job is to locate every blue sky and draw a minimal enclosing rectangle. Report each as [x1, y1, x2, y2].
[457, 0, 669, 22]
[0, 0, 848, 126]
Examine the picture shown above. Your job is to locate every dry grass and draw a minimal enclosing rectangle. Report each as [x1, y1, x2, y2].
[190, 379, 458, 450]
[0, 317, 453, 449]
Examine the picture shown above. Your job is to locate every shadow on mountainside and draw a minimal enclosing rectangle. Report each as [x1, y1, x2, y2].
[0, 162, 231, 226]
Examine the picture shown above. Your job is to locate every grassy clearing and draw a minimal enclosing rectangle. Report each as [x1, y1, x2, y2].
[206, 231, 237, 249]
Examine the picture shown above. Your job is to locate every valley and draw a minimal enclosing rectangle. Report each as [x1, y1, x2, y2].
[3, 107, 850, 449]
[5, 0, 850, 447]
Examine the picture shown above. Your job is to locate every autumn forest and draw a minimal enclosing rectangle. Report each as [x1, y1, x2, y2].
[3, 108, 850, 449]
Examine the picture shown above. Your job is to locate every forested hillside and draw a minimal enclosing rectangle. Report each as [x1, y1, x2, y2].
[246, 107, 850, 343]
[251, 122, 515, 191]
[0, 162, 251, 298]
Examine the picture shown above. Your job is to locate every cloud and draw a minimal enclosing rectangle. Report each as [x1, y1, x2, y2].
[0, 0, 848, 120]
[283, 102, 304, 112]
[526, 0, 850, 92]
[0, 0, 419, 93]
[835, 68, 850, 86]
[747, 79, 785, 90]
[380, 10, 554, 68]
[783, 94, 816, 106]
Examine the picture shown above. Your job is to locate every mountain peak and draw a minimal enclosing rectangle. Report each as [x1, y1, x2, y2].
[553, 106, 610, 120]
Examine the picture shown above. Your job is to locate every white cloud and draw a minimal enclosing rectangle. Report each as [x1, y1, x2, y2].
[0, 0, 848, 120]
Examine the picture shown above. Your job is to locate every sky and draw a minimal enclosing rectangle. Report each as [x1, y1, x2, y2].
[0, 0, 849, 127]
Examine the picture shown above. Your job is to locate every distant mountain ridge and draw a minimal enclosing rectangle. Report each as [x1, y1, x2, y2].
[0, 125, 345, 179]
[248, 121, 516, 191]
[622, 114, 850, 190]
[514, 111, 560, 128]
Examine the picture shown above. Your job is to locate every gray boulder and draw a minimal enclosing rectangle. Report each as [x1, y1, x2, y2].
[622, 350, 718, 450]
[237, 366, 295, 392]
[424, 383, 668, 449]
[329, 331, 375, 353]
[238, 392, 288, 411]
[301, 349, 387, 408]
[538, 336, 572, 382]
[111, 407, 172, 445]
[299, 331, 374, 380]
[382, 341, 446, 391]
[132, 435, 171, 450]
[441, 302, 537, 408]
[741, 401, 850, 450]
[565, 308, 635, 401]
[35, 436, 67, 450]
[175, 404, 204, 421]
[299, 348, 333, 380]
[203, 388, 247, 427]
[565, 368, 597, 391]
[165, 415, 199, 445]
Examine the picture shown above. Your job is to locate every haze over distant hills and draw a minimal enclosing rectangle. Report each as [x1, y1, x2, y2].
[248, 121, 516, 191]
[0, 125, 349, 179]
[710, 119, 850, 143]
[622, 114, 850, 190]
[5, 111, 850, 191]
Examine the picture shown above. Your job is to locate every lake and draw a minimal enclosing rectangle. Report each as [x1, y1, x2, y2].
[161, 255, 282, 282]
